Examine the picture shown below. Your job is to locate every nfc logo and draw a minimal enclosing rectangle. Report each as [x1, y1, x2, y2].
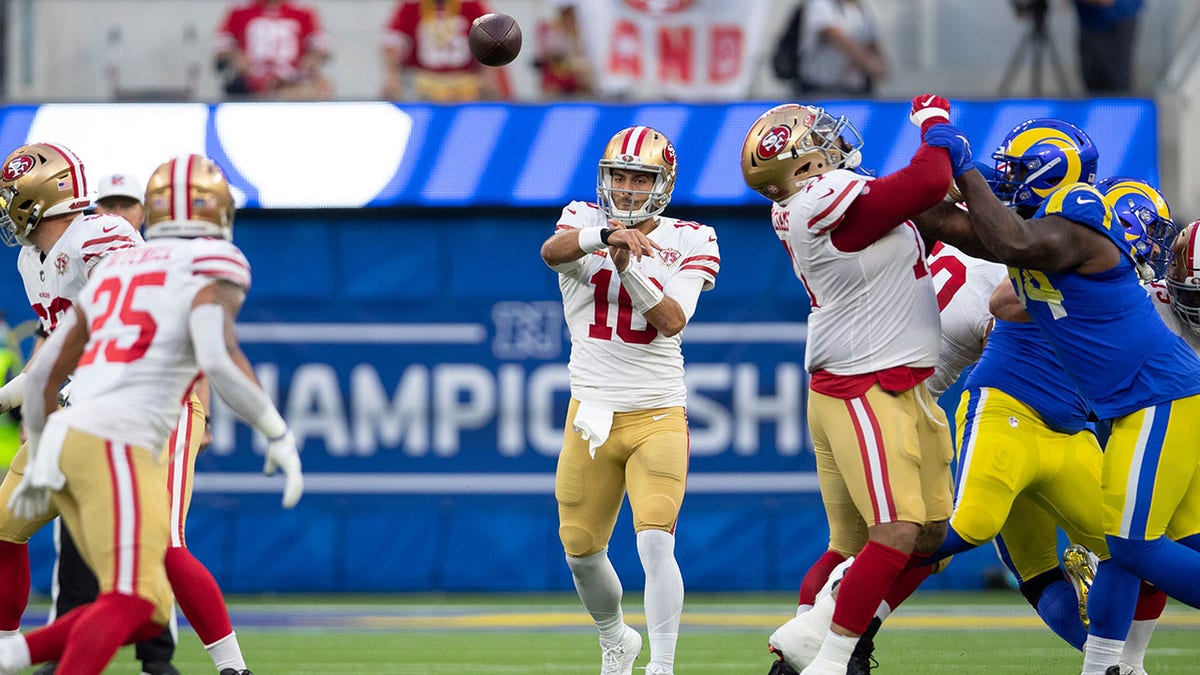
[491, 301, 564, 360]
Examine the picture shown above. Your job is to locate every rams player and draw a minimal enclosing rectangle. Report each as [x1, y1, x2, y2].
[929, 116, 1200, 675]
[541, 126, 719, 675]
[914, 119, 1115, 651]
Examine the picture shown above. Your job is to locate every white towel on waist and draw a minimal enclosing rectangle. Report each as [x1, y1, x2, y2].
[572, 401, 614, 459]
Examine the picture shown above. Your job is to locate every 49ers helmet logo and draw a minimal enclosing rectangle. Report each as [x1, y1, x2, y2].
[2, 155, 34, 182]
[758, 126, 791, 159]
[663, 142, 676, 166]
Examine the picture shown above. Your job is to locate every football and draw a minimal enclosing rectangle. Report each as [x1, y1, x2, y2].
[468, 12, 522, 67]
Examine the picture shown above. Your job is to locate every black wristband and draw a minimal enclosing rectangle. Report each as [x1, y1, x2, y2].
[600, 228, 615, 245]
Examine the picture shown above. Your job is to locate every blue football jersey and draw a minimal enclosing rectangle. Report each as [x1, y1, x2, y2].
[965, 319, 1093, 434]
[1013, 183, 1200, 418]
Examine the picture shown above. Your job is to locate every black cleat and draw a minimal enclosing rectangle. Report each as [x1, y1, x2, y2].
[847, 616, 882, 675]
[219, 670, 254, 675]
[31, 663, 56, 675]
[1105, 667, 1122, 675]
[767, 652, 800, 675]
[141, 662, 181, 675]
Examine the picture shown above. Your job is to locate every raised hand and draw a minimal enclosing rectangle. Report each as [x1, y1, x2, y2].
[605, 219, 661, 270]
[924, 124, 975, 178]
[264, 429, 304, 509]
[910, 94, 951, 133]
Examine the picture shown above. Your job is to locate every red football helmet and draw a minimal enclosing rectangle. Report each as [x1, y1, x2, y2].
[1167, 219, 1200, 334]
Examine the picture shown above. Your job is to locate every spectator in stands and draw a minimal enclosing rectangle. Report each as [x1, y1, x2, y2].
[791, 0, 886, 96]
[1074, 0, 1143, 94]
[533, 0, 593, 98]
[214, 0, 333, 100]
[381, 0, 511, 102]
[93, 173, 145, 227]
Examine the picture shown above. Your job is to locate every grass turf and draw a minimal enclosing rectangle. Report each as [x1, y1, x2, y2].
[23, 591, 1198, 673]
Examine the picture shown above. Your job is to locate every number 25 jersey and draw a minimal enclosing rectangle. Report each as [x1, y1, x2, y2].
[550, 201, 720, 411]
[54, 237, 252, 453]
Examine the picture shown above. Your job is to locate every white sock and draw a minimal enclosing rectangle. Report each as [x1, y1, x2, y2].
[205, 632, 247, 671]
[875, 600, 893, 623]
[638, 529, 683, 670]
[566, 548, 626, 644]
[795, 603, 813, 616]
[812, 630, 857, 667]
[1121, 619, 1156, 669]
[0, 635, 30, 671]
[1082, 635, 1124, 675]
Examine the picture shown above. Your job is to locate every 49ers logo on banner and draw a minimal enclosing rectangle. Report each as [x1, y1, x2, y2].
[758, 126, 791, 159]
[3, 155, 35, 182]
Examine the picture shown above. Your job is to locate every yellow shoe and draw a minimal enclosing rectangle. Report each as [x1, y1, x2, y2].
[1062, 543, 1099, 629]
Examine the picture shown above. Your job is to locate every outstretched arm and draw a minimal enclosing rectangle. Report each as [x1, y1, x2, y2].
[913, 201, 999, 262]
[190, 280, 302, 508]
[830, 95, 956, 252]
[956, 169, 1097, 273]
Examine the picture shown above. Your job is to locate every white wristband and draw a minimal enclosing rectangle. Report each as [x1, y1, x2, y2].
[618, 264, 665, 314]
[577, 227, 606, 253]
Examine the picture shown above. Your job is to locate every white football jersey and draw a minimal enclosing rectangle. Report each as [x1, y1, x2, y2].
[551, 201, 720, 411]
[53, 238, 251, 452]
[1146, 280, 1200, 354]
[926, 242, 1009, 397]
[17, 213, 142, 334]
[772, 169, 940, 375]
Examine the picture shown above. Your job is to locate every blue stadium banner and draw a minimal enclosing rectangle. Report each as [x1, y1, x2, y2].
[0, 99, 1158, 209]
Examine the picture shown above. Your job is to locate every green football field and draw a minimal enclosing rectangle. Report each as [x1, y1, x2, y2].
[45, 591, 1198, 674]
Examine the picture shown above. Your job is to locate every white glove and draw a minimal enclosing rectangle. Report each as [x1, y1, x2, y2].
[264, 429, 303, 509]
[7, 430, 55, 519]
[7, 475, 51, 520]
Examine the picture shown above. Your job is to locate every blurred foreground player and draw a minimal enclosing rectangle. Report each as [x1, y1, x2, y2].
[541, 126, 720, 675]
[0, 154, 303, 675]
[39, 169, 180, 675]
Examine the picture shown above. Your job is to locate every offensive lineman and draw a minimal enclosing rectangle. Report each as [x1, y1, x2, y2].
[0, 154, 302, 674]
[541, 126, 719, 675]
[741, 95, 959, 675]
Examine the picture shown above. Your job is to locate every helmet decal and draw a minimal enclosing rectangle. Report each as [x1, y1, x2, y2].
[2, 155, 34, 182]
[757, 126, 791, 160]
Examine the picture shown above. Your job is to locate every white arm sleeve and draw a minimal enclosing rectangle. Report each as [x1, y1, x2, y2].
[0, 372, 27, 412]
[189, 304, 287, 439]
[22, 311, 78, 441]
[662, 274, 705, 321]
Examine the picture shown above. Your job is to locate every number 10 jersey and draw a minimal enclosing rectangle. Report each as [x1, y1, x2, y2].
[550, 201, 720, 411]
